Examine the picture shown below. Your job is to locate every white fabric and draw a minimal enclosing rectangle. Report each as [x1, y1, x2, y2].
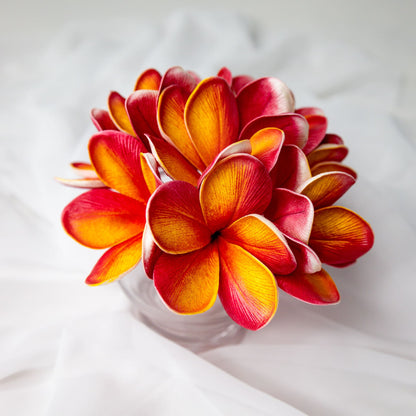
[1, 7, 416, 415]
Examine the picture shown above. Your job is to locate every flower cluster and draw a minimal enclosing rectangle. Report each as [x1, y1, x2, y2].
[59, 66, 374, 330]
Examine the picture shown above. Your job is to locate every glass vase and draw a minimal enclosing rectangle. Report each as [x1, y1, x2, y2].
[119, 264, 245, 352]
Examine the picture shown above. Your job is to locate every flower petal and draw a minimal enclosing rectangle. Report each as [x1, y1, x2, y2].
[218, 237, 278, 330]
[147, 134, 200, 186]
[185, 77, 239, 167]
[90, 108, 118, 131]
[307, 143, 349, 167]
[296, 108, 328, 155]
[62, 189, 146, 249]
[285, 236, 322, 274]
[270, 144, 312, 191]
[157, 85, 205, 170]
[311, 161, 357, 179]
[142, 223, 162, 279]
[276, 268, 339, 304]
[322, 133, 344, 145]
[140, 152, 162, 194]
[200, 154, 273, 231]
[154, 243, 219, 314]
[239, 114, 308, 149]
[249, 127, 284, 171]
[134, 68, 162, 90]
[88, 131, 150, 202]
[309, 206, 374, 266]
[160, 66, 198, 95]
[126, 90, 160, 139]
[264, 188, 314, 243]
[85, 235, 143, 286]
[108, 91, 136, 136]
[55, 177, 106, 188]
[147, 181, 211, 254]
[299, 172, 356, 209]
[231, 75, 254, 94]
[221, 214, 296, 275]
[237, 77, 295, 130]
[217, 67, 232, 85]
[70, 162, 98, 179]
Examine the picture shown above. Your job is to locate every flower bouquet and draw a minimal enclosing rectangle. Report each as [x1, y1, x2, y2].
[58, 66, 374, 332]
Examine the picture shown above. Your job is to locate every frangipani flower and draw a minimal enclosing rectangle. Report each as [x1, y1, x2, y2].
[61, 132, 160, 285]
[144, 154, 297, 330]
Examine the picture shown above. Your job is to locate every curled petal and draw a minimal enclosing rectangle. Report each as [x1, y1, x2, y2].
[265, 188, 314, 243]
[231, 75, 254, 94]
[147, 181, 211, 254]
[249, 127, 284, 171]
[147, 135, 200, 186]
[276, 268, 339, 304]
[134, 68, 162, 90]
[310, 206, 374, 266]
[221, 214, 296, 275]
[140, 153, 162, 194]
[88, 131, 150, 202]
[108, 91, 136, 136]
[55, 177, 106, 189]
[299, 172, 356, 209]
[322, 133, 344, 145]
[270, 145, 312, 191]
[295, 108, 328, 155]
[218, 238, 278, 330]
[311, 161, 357, 179]
[157, 85, 205, 171]
[307, 143, 349, 167]
[142, 223, 163, 279]
[90, 108, 117, 131]
[185, 77, 239, 167]
[239, 114, 308, 149]
[85, 235, 143, 286]
[237, 77, 295, 130]
[126, 90, 160, 138]
[200, 154, 273, 232]
[285, 236, 322, 274]
[62, 189, 146, 249]
[160, 66, 198, 95]
[154, 244, 219, 314]
[217, 67, 232, 85]
[70, 162, 98, 179]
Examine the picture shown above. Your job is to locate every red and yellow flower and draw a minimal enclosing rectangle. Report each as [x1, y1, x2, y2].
[59, 66, 374, 330]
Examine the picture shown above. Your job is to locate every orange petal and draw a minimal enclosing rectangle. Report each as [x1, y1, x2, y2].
[108, 91, 136, 136]
[147, 134, 200, 186]
[147, 181, 211, 254]
[239, 114, 308, 149]
[157, 85, 205, 170]
[310, 206, 374, 266]
[90, 108, 118, 131]
[299, 172, 356, 209]
[140, 153, 162, 194]
[237, 77, 295, 130]
[218, 237, 278, 330]
[126, 90, 160, 138]
[88, 131, 151, 202]
[264, 188, 314, 244]
[62, 189, 146, 249]
[307, 143, 349, 167]
[85, 235, 143, 286]
[153, 243, 219, 314]
[276, 267, 339, 304]
[200, 154, 272, 232]
[249, 127, 284, 171]
[270, 144, 312, 191]
[142, 223, 162, 279]
[70, 162, 98, 179]
[221, 214, 296, 275]
[134, 68, 162, 90]
[311, 161, 357, 179]
[185, 77, 239, 167]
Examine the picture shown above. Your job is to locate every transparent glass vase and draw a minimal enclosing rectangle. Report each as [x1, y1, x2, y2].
[119, 264, 245, 352]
